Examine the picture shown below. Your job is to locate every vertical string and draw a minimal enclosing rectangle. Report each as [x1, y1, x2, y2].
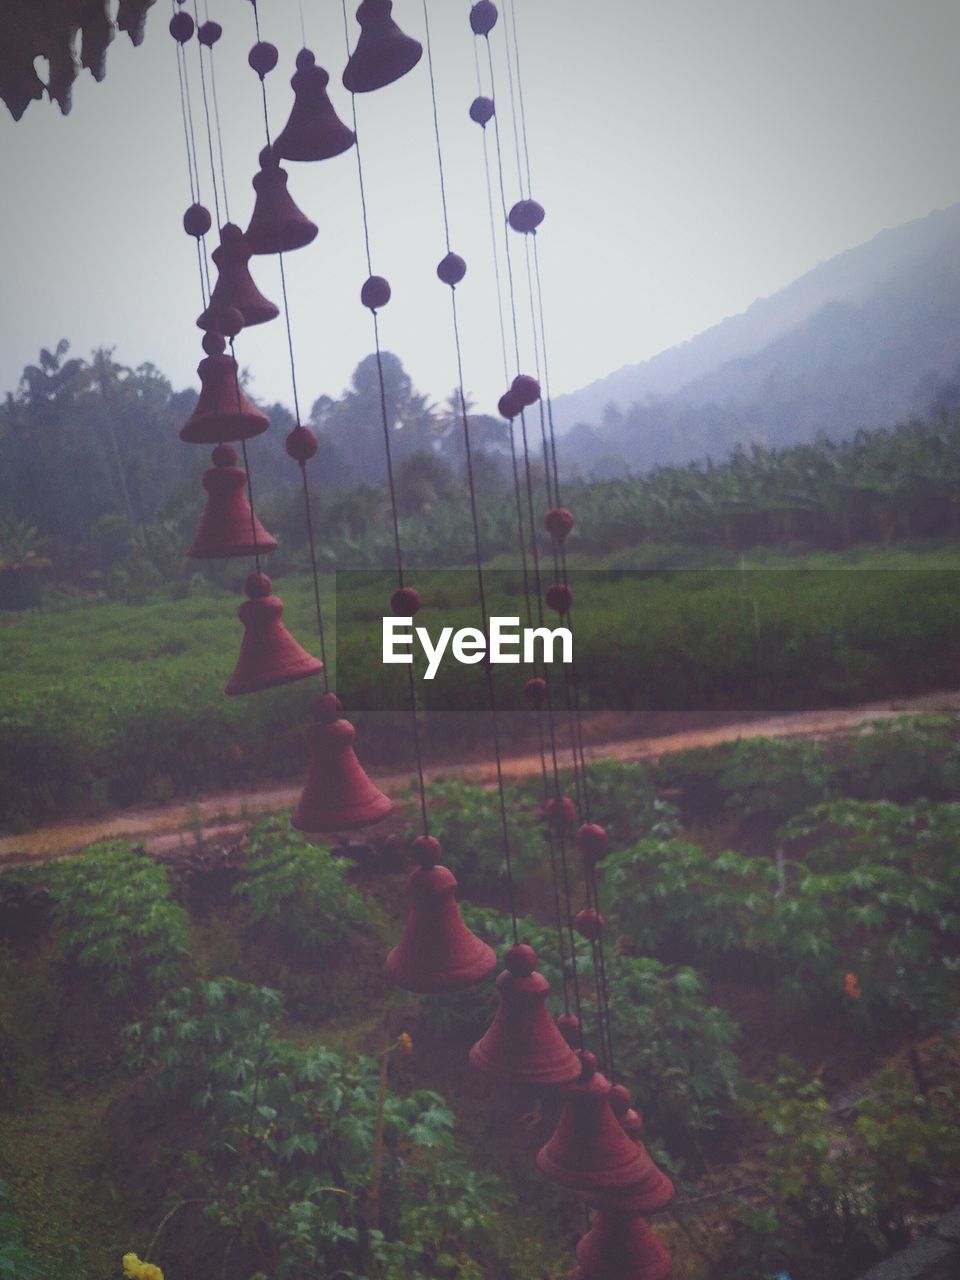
[342, 0, 430, 837]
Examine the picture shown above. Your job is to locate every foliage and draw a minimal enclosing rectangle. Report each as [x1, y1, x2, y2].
[715, 1044, 960, 1280]
[606, 955, 742, 1138]
[841, 714, 960, 801]
[232, 818, 367, 956]
[126, 979, 506, 1279]
[46, 841, 190, 995]
[717, 737, 837, 822]
[409, 779, 544, 898]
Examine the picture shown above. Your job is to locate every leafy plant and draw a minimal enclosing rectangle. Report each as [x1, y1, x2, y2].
[0, 1181, 43, 1280]
[841, 714, 960, 802]
[718, 737, 837, 823]
[232, 818, 367, 955]
[47, 840, 190, 995]
[126, 979, 507, 1279]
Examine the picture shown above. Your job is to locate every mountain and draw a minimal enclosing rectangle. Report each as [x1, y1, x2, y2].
[555, 204, 960, 474]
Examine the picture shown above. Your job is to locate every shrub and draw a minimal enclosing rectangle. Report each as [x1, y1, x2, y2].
[47, 841, 190, 995]
[717, 736, 837, 823]
[126, 979, 506, 1280]
[232, 818, 367, 955]
[841, 714, 960, 802]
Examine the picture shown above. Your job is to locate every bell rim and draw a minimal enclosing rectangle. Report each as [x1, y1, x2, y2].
[291, 792, 394, 833]
[385, 941, 497, 993]
[224, 655, 324, 697]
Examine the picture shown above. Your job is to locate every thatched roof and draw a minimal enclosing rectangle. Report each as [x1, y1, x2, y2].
[1, 0, 156, 120]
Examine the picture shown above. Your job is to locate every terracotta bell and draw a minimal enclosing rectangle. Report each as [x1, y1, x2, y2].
[225, 572, 324, 696]
[386, 840, 497, 993]
[274, 50, 356, 162]
[537, 1054, 651, 1194]
[197, 223, 279, 330]
[581, 1087, 673, 1216]
[187, 444, 278, 558]
[469, 944, 581, 1086]
[343, 0, 423, 94]
[575, 1213, 672, 1280]
[291, 692, 394, 832]
[179, 333, 270, 445]
[245, 146, 318, 254]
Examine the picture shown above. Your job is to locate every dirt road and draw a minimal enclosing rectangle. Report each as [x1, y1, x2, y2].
[2, 689, 957, 866]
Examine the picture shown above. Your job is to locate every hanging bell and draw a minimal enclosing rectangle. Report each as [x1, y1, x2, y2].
[187, 444, 278, 558]
[469, 943, 581, 1086]
[245, 146, 319, 254]
[274, 50, 356, 162]
[197, 223, 279, 330]
[343, 0, 423, 94]
[292, 692, 394, 832]
[575, 1212, 671, 1280]
[179, 333, 270, 445]
[225, 572, 324, 696]
[581, 1086, 673, 1216]
[386, 839, 497, 992]
[537, 1053, 651, 1194]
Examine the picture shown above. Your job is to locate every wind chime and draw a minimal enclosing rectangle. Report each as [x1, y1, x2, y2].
[167, 1, 672, 1274]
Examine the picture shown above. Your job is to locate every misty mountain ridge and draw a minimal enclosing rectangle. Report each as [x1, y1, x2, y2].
[557, 203, 960, 475]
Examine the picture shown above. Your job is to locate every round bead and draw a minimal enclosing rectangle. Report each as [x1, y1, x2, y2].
[574, 907, 604, 941]
[511, 373, 541, 406]
[315, 691, 343, 723]
[577, 822, 609, 862]
[212, 443, 237, 467]
[523, 676, 547, 707]
[217, 305, 245, 338]
[609, 1083, 632, 1117]
[545, 795, 577, 830]
[220, 222, 243, 245]
[183, 202, 212, 238]
[296, 47, 317, 71]
[497, 389, 523, 420]
[579, 1049, 598, 1080]
[412, 834, 442, 867]
[469, 96, 495, 126]
[202, 331, 226, 356]
[545, 582, 573, 614]
[391, 586, 421, 617]
[556, 1012, 581, 1046]
[469, 1, 498, 35]
[437, 252, 466, 286]
[248, 41, 279, 76]
[505, 943, 537, 976]
[508, 199, 545, 234]
[544, 507, 575, 541]
[169, 11, 195, 42]
[197, 19, 222, 46]
[361, 275, 391, 310]
[285, 425, 318, 464]
[245, 571, 272, 599]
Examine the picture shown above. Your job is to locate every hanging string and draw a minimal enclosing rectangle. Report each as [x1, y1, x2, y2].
[245, 0, 330, 684]
[421, 0, 525, 944]
[190, 0, 222, 233]
[341, 0, 431, 837]
[500, 0, 620, 1080]
[171, 8, 210, 308]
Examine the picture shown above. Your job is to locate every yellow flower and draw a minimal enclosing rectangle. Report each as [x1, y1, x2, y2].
[122, 1255, 142, 1278]
[142, 1265, 164, 1280]
[398, 1031, 413, 1055]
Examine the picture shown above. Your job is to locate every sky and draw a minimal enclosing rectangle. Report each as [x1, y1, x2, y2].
[2, 0, 960, 420]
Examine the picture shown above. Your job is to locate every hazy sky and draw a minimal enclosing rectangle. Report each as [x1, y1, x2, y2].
[2, 0, 960, 418]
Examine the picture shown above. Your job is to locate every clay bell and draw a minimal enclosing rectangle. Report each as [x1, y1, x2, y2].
[581, 1087, 673, 1216]
[274, 50, 356, 162]
[245, 146, 318, 254]
[537, 1053, 651, 1194]
[386, 840, 496, 993]
[469, 944, 581, 1086]
[225, 572, 324, 696]
[343, 0, 423, 94]
[292, 692, 394, 832]
[575, 1213, 671, 1280]
[187, 444, 278, 558]
[197, 224, 279, 330]
[179, 334, 270, 445]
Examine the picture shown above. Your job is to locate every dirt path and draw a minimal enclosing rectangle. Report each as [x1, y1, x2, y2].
[2, 689, 958, 866]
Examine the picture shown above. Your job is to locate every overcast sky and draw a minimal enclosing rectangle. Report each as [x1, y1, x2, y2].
[2, 0, 959, 418]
